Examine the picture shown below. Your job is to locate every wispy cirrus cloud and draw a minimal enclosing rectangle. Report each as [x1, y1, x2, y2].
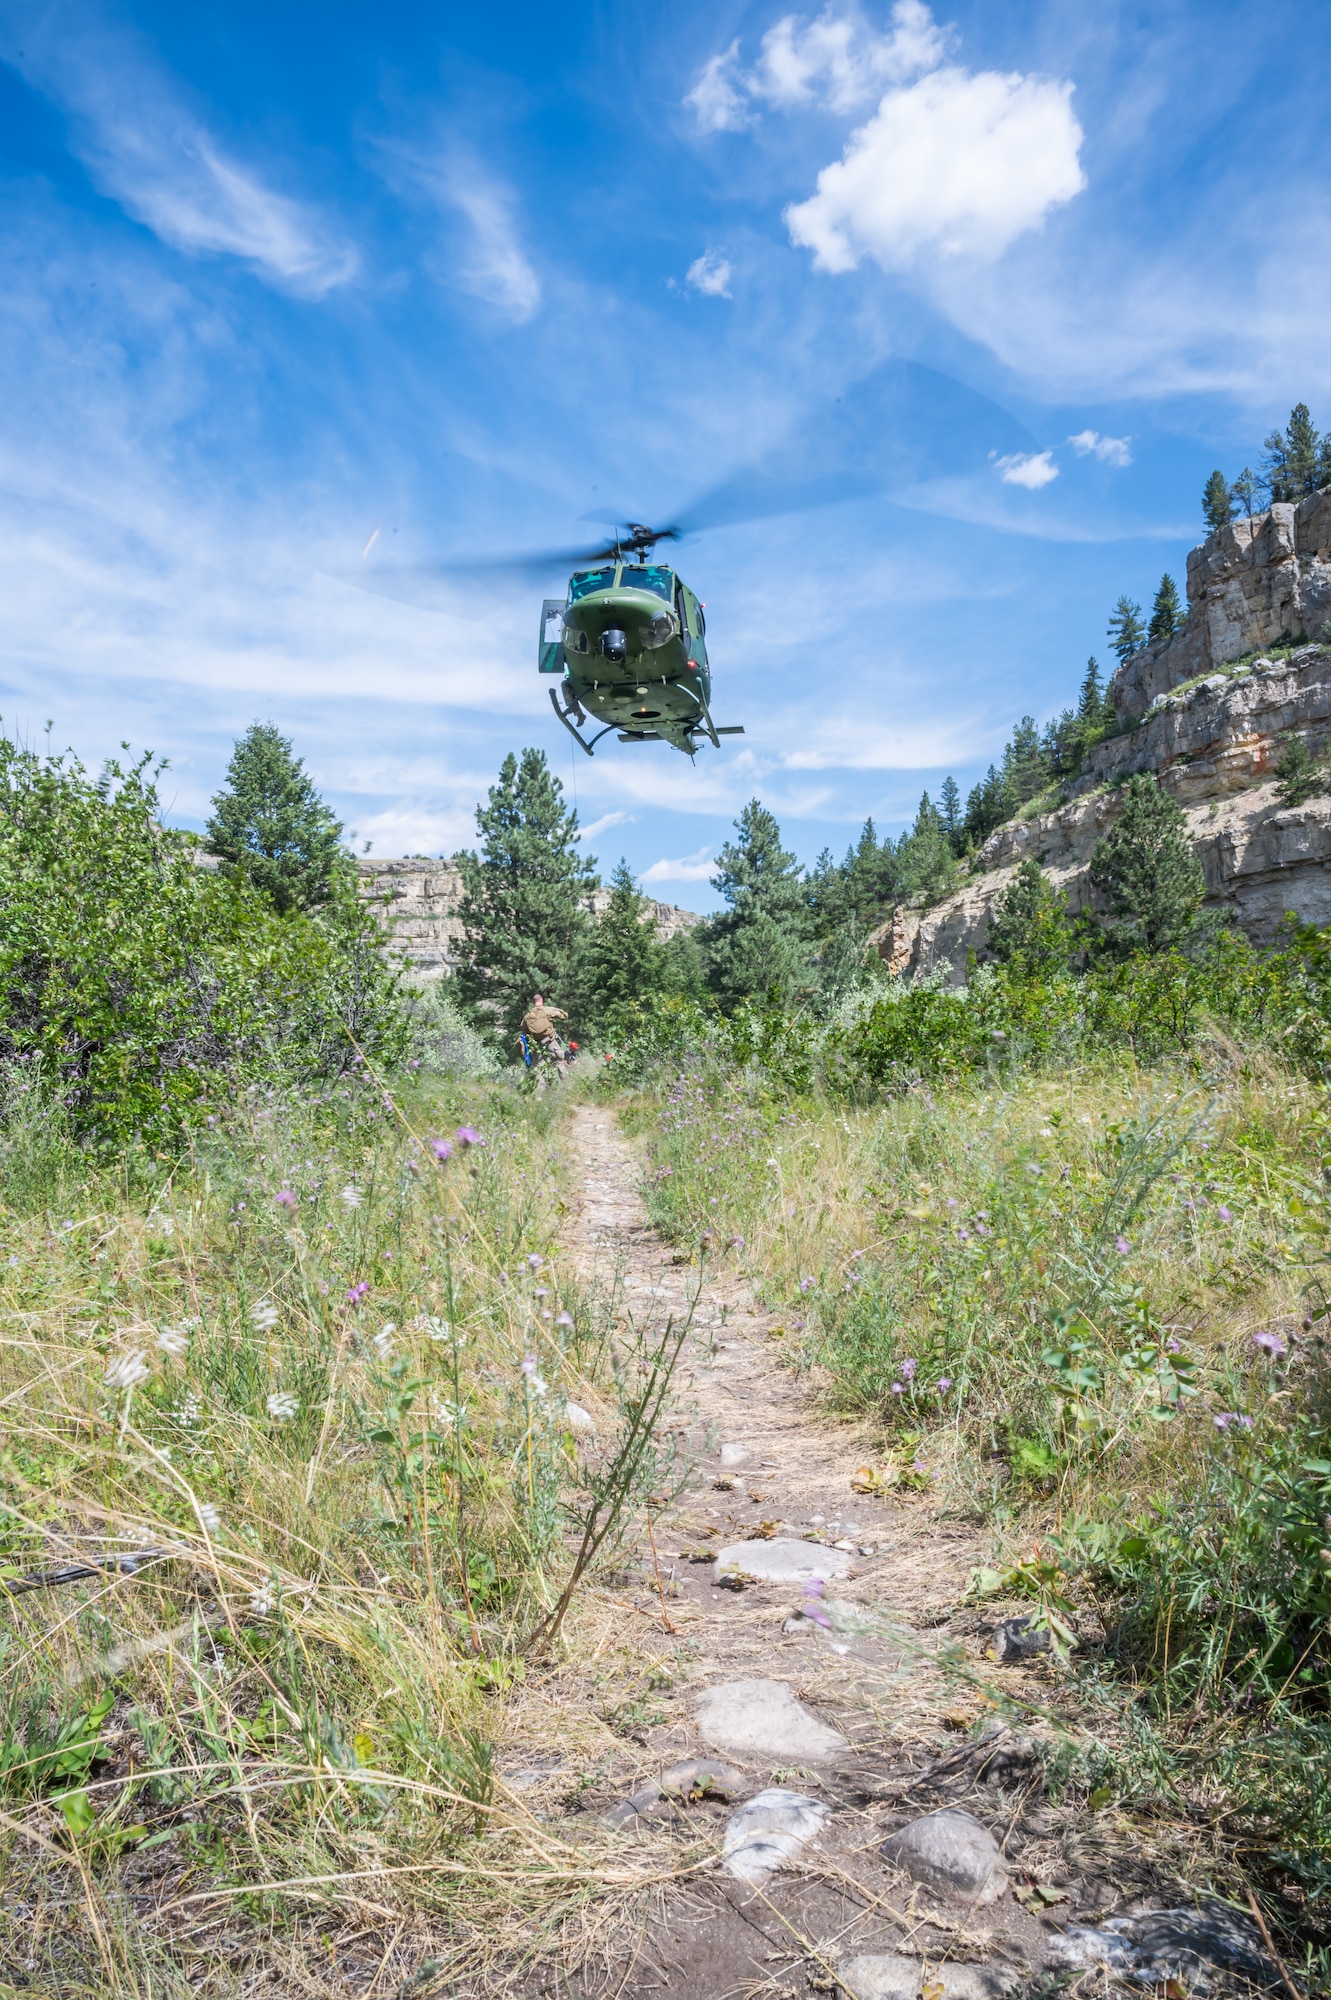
[375, 138, 541, 323]
[577, 809, 632, 842]
[0, 5, 357, 293]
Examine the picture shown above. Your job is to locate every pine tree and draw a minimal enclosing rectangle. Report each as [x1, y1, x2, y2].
[1202, 470, 1234, 532]
[1107, 594, 1146, 664]
[704, 799, 812, 1010]
[583, 860, 670, 1039]
[986, 859, 1072, 974]
[1147, 574, 1183, 644]
[455, 748, 598, 1043]
[206, 721, 346, 915]
[938, 775, 962, 851]
[1265, 404, 1323, 502]
[1088, 774, 1204, 955]
[1230, 466, 1263, 519]
[1001, 716, 1049, 807]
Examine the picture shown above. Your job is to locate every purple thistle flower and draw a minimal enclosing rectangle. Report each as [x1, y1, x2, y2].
[799, 1276, 815, 1293]
[1217, 1204, 1233, 1223]
[891, 1382, 904, 1395]
[1213, 1411, 1254, 1432]
[801, 1576, 832, 1628]
[455, 1126, 484, 1148]
[520, 1353, 538, 1378]
[346, 1280, 371, 1305]
[429, 1137, 453, 1162]
[555, 1311, 573, 1328]
[936, 1376, 953, 1393]
[1252, 1330, 1287, 1358]
[729, 1235, 745, 1251]
[1114, 1235, 1130, 1255]
[901, 1358, 917, 1381]
[526, 1253, 543, 1270]
[275, 1189, 298, 1208]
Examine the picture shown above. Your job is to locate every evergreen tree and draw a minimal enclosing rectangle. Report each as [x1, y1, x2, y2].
[1002, 716, 1049, 806]
[1202, 470, 1234, 532]
[1107, 594, 1146, 663]
[895, 792, 957, 906]
[1231, 466, 1263, 519]
[583, 860, 671, 1039]
[1264, 403, 1322, 501]
[206, 721, 346, 915]
[938, 775, 963, 851]
[963, 764, 1008, 849]
[1147, 573, 1183, 644]
[704, 799, 812, 1010]
[986, 859, 1073, 974]
[455, 748, 598, 1043]
[1088, 774, 1204, 956]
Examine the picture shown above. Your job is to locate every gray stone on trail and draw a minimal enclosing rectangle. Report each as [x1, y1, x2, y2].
[696, 1679, 848, 1764]
[1049, 1907, 1279, 1988]
[838, 1957, 1016, 2000]
[602, 1781, 666, 1830]
[719, 1442, 750, 1467]
[715, 1537, 853, 1586]
[881, 1809, 1008, 1902]
[721, 1786, 829, 1885]
[992, 1615, 1052, 1663]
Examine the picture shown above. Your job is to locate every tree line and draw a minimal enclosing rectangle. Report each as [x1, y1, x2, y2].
[1201, 401, 1331, 531]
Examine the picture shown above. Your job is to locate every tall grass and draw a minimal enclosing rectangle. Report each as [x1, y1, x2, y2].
[636, 1046, 1331, 1939]
[0, 1065, 680, 1995]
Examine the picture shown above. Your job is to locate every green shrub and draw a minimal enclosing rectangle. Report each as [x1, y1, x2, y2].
[0, 739, 407, 1145]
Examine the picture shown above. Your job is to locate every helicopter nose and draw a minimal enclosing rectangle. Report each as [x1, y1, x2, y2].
[600, 628, 628, 662]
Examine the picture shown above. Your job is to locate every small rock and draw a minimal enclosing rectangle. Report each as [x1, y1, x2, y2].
[722, 1787, 829, 1884]
[976, 1729, 1041, 1784]
[697, 1679, 849, 1764]
[660, 1756, 746, 1801]
[1048, 1906, 1278, 1988]
[992, 1616, 1052, 1663]
[602, 1781, 666, 1829]
[882, 1809, 1008, 1902]
[720, 1442, 750, 1467]
[715, 1538, 853, 1586]
[838, 1957, 1015, 2000]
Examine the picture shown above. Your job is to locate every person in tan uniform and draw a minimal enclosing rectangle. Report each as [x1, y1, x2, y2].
[519, 993, 570, 1078]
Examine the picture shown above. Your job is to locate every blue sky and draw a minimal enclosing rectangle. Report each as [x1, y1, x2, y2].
[1, 0, 1328, 908]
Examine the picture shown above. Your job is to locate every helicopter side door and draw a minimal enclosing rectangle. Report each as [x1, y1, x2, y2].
[678, 583, 708, 667]
[538, 599, 566, 674]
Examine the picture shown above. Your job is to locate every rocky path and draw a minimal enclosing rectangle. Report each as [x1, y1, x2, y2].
[507, 1108, 1279, 2000]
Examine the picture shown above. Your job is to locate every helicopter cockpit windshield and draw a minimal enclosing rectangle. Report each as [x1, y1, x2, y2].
[568, 567, 614, 602]
[620, 565, 675, 600]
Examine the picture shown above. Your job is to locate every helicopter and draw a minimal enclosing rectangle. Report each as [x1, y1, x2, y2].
[538, 520, 743, 759]
[334, 359, 1042, 760]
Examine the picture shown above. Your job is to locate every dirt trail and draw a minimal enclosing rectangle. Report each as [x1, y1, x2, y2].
[536, 1106, 1123, 2000]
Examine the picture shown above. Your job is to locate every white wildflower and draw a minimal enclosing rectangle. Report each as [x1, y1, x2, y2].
[266, 1390, 299, 1421]
[197, 1502, 221, 1536]
[173, 1392, 201, 1427]
[340, 1185, 363, 1209]
[372, 1323, 396, 1358]
[249, 1587, 275, 1616]
[430, 1397, 465, 1431]
[157, 1325, 189, 1358]
[105, 1349, 151, 1391]
[250, 1300, 279, 1331]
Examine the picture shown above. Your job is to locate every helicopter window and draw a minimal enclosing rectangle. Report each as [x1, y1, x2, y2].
[621, 565, 675, 601]
[569, 567, 615, 602]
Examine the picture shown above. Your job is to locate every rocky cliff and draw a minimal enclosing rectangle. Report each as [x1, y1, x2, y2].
[356, 858, 702, 980]
[878, 493, 1331, 981]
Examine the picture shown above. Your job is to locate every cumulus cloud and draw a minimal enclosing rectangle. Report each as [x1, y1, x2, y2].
[0, 11, 357, 293]
[1068, 428, 1133, 467]
[686, 3, 945, 130]
[993, 449, 1060, 489]
[786, 64, 1085, 271]
[687, 249, 733, 297]
[641, 846, 715, 884]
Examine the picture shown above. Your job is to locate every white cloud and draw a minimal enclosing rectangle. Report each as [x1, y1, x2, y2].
[1068, 428, 1133, 467]
[687, 249, 733, 297]
[641, 846, 716, 884]
[686, 4, 945, 129]
[0, 14, 356, 294]
[685, 41, 752, 134]
[443, 172, 541, 322]
[993, 449, 1059, 489]
[354, 804, 477, 859]
[786, 64, 1085, 272]
[577, 809, 632, 842]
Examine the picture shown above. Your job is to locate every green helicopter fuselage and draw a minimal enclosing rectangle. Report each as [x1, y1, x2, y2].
[538, 560, 719, 757]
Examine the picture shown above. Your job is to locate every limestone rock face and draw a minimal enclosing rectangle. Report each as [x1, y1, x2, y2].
[356, 858, 701, 980]
[1111, 489, 1331, 722]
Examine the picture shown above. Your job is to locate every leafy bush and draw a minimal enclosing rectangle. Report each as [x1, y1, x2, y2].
[0, 739, 407, 1145]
